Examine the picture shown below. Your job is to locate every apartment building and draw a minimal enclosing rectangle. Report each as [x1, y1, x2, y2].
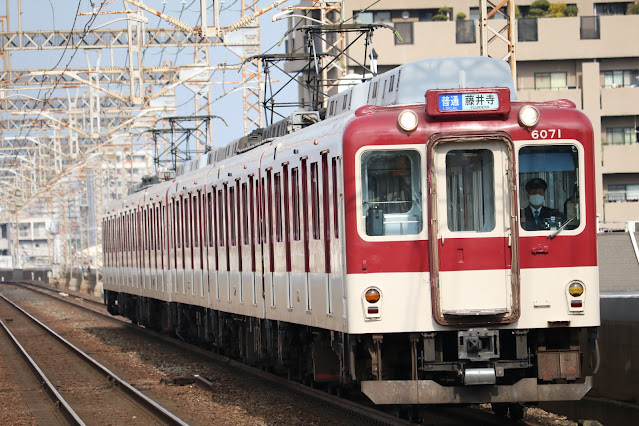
[0, 218, 52, 269]
[285, 0, 639, 229]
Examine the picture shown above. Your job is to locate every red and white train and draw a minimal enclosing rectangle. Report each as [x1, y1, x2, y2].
[102, 57, 599, 414]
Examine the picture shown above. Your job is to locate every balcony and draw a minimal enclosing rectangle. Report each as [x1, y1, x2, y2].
[601, 87, 639, 116]
[285, 14, 639, 76]
[17, 231, 31, 239]
[344, 21, 479, 68]
[341, 14, 639, 69]
[518, 15, 639, 61]
[602, 144, 639, 174]
[603, 199, 639, 225]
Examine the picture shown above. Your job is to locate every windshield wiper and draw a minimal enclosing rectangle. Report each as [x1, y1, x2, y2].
[547, 215, 577, 240]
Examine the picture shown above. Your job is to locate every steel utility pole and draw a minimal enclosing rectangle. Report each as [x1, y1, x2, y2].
[479, 0, 517, 89]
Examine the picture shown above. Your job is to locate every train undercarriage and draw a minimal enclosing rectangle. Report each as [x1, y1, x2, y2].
[105, 290, 598, 409]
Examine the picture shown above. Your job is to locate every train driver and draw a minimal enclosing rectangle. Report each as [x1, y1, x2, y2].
[520, 177, 563, 231]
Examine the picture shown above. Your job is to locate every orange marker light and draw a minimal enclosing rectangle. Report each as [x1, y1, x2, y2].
[365, 288, 381, 303]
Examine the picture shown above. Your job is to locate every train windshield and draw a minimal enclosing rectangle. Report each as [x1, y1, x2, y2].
[518, 145, 580, 231]
[361, 149, 423, 236]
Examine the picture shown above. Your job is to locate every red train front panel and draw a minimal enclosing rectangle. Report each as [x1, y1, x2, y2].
[342, 90, 599, 404]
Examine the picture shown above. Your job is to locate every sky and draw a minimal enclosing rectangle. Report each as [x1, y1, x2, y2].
[3, 0, 299, 151]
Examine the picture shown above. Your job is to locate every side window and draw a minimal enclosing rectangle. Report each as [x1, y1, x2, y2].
[311, 162, 320, 239]
[193, 195, 199, 248]
[207, 192, 213, 247]
[519, 145, 580, 231]
[292, 167, 300, 240]
[445, 149, 495, 232]
[332, 157, 339, 239]
[184, 197, 191, 249]
[230, 186, 236, 246]
[361, 150, 423, 236]
[275, 172, 282, 242]
[242, 183, 249, 245]
[217, 190, 225, 247]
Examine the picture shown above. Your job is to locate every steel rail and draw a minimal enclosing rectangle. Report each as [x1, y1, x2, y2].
[11, 282, 516, 425]
[0, 293, 188, 426]
[0, 318, 85, 426]
[11, 282, 410, 425]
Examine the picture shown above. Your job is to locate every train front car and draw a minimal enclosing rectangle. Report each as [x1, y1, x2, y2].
[342, 58, 599, 408]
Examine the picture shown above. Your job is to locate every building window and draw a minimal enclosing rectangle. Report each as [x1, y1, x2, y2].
[394, 22, 413, 45]
[603, 70, 638, 88]
[605, 127, 636, 145]
[354, 11, 372, 24]
[594, 2, 629, 15]
[534, 72, 567, 90]
[518, 18, 538, 42]
[606, 184, 639, 202]
[456, 20, 476, 44]
[373, 11, 391, 23]
[354, 10, 391, 24]
[580, 16, 600, 40]
[419, 9, 442, 21]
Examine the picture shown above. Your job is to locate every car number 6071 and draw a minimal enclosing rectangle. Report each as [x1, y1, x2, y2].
[531, 129, 562, 139]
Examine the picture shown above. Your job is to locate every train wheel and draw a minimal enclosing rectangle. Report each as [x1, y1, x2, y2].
[509, 403, 525, 421]
[491, 403, 508, 417]
[327, 384, 343, 397]
[303, 375, 316, 388]
[406, 406, 421, 423]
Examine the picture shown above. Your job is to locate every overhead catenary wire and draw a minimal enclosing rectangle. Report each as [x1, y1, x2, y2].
[1, 0, 349, 215]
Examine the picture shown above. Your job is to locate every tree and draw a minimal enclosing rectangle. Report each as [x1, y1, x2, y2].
[515, 5, 522, 19]
[456, 12, 467, 21]
[566, 5, 578, 16]
[549, 3, 567, 17]
[628, 2, 639, 14]
[438, 7, 452, 18]
[528, 0, 550, 17]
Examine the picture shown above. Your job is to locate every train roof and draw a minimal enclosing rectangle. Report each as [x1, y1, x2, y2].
[326, 56, 517, 118]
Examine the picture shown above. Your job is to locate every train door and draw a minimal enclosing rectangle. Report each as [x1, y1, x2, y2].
[428, 135, 519, 325]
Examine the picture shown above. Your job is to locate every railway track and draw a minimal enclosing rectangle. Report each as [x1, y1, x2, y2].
[4, 281, 529, 425]
[0, 291, 187, 426]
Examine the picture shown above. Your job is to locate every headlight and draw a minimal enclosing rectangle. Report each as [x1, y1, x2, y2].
[398, 110, 419, 132]
[519, 105, 540, 127]
[568, 282, 584, 297]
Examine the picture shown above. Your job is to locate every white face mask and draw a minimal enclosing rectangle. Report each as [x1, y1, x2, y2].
[529, 194, 545, 207]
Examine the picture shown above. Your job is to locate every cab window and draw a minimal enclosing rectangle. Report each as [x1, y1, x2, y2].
[518, 145, 580, 231]
[361, 149, 422, 236]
